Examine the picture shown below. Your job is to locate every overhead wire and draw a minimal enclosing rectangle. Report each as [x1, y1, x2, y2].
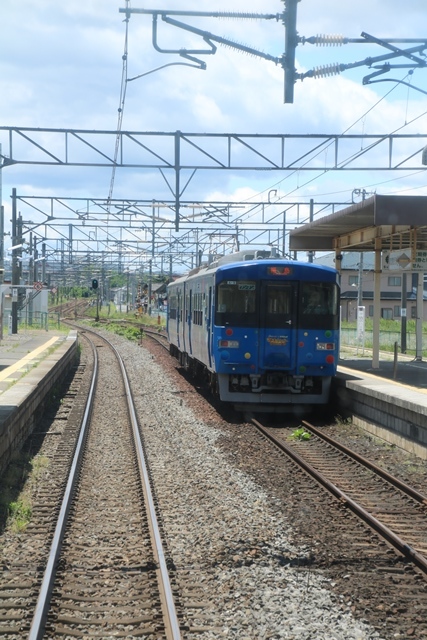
[103, 17, 427, 258]
[238, 75, 413, 206]
[107, 0, 131, 209]
[230, 72, 427, 235]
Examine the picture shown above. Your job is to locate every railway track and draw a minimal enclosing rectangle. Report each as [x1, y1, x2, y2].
[0, 328, 182, 639]
[125, 326, 427, 579]
[142, 326, 169, 350]
[0, 356, 89, 638]
[4, 318, 427, 636]
[251, 418, 427, 577]
[49, 299, 89, 318]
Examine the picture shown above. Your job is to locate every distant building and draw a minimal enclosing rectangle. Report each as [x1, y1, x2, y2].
[1, 284, 49, 330]
[314, 252, 427, 322]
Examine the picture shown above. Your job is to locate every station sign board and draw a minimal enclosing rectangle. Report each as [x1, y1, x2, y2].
[382, 249, 427, 272]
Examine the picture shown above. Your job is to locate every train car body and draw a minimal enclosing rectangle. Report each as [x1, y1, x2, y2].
[167, 249, 340, 413]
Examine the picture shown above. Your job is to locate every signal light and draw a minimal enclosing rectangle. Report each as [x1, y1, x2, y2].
[92, 278, 98, 290]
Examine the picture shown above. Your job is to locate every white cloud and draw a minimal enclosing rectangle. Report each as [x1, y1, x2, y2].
[1, 0, 426, 229]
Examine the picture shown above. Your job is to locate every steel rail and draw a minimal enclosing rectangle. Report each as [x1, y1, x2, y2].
[302, 420, 427, 505]
[110, 337, 182, 640]
[141, 326, 169, 350]
[29, 326, 182, 638]
[28, 333, 99, 640]
[251, 418, 427, 577]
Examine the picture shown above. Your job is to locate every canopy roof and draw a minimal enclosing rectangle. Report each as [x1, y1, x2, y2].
[289, 195, 427, 252]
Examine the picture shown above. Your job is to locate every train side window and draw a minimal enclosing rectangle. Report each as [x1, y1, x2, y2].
[168, 294, 176, 320]
[215, 280, 257, 326]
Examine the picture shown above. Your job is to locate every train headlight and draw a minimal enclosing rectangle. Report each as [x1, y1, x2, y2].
[316, 342, 335, 351]
[219, 340, 239, 348]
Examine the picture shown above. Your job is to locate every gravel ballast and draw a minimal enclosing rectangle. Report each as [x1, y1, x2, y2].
[3, 325, 426, 639]
[107, 330, 385, 640]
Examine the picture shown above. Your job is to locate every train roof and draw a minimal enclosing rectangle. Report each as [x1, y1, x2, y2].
[169, 250, 337, 287]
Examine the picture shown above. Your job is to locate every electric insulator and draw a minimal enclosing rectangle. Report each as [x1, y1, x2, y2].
[313, 34, 345, 46]
[312, 64, 342, 78]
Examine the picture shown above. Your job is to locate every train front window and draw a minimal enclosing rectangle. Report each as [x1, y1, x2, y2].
[215, 280, 257, 326]
[300, 282, 339, 328]
[263, 283, 293, 328]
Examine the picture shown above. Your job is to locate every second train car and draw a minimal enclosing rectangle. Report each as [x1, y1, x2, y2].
[167, 249, 340, 413]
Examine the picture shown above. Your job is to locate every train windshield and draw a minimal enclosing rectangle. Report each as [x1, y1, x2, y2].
[215, 280, 257, 326]
[300, 282, 339, 328]
[215, 278, 339, 329]
[261, 282, 294, 328]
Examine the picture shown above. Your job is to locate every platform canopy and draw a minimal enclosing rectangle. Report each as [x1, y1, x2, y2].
[289, 195, 427, 253]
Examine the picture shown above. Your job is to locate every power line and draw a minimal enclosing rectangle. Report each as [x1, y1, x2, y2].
[107, 0, 130, 206]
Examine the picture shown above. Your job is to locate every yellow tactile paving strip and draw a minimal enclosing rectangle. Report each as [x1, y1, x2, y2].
[0, 337, 60, 382]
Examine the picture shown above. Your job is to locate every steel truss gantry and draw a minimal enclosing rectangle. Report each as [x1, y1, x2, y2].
[1, 127, 426, 230]
[10, 194, 350, 278]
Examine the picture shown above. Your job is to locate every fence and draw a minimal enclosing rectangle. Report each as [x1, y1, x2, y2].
[340, 328, 425, 355]
[2, 311, 62, 332]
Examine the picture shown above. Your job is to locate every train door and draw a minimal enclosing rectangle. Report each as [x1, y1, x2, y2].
[259, 281, 297, 369]
[187, 288, 193, 355]
[176, 288, 182, 349]
[206, 285, 213, 368]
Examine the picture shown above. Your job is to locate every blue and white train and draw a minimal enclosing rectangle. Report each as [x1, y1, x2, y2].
[167, 249, 340, 413]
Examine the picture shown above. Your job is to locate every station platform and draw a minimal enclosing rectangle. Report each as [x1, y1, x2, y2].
[338, 349, 427, 390]
[0, 327, 79, 476]
[336, 349, 427, 460]
[0, 329, 70, 395]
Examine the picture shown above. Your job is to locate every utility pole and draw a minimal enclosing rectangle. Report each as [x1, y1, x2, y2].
[283, 0, 299, 103]
[0, 144, 4, 282]
[307, 199, 314, 263]
[357, 253, 364, 308]
[401, 272, 407, 353]
[11, 188, 19, 334]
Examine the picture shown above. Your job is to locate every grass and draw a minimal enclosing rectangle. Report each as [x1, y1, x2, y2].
[0, 452, 50, 533]
[87, 301, 166, 325]
[8, 500, 32, 532]
[98, 321, 142, 342]
[84, 302, 166, 340]
[341, 318, 427, 333]
[289, 427, 311, 441]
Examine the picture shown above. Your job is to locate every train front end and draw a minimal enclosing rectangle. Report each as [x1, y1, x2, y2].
[212, 260, 339, 413]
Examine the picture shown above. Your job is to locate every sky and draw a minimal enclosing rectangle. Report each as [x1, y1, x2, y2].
[1, 0, 427, 268]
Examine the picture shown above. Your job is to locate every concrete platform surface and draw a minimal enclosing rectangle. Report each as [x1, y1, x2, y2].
[0, 329, 70, 396]
[339, 349, 427, 391]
